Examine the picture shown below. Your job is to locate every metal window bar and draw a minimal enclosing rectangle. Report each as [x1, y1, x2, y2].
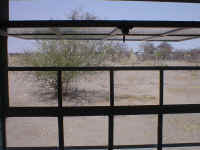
[158, 70, 164, 150]
[0, 30, 9, 150]
[57, 71, 64, 150]
[108, 71, 114, 150]
[3, 66, 200, 150]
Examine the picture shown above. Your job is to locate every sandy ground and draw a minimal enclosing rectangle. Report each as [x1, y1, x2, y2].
[6, 61, 200, 148]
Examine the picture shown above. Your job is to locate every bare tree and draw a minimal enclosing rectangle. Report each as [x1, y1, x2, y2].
[156, 42, 173, 59]
[139, 42, 156, 60]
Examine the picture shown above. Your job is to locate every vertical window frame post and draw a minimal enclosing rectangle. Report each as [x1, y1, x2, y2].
[0, 0, 9, 149]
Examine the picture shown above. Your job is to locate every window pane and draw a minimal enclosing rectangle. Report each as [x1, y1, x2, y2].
[9, 71, 58, 107]
[64, 116, 108, 146]
[114, 115, 157, 145]
[62, 71, 109, 106]
[163, 114, 200, 144]
[164, 71, 200, 104]
[115, 71, 159, 106]
[6, 117, 58, 147]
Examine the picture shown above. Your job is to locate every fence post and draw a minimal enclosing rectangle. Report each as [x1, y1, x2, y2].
[0, 0, 9, 149]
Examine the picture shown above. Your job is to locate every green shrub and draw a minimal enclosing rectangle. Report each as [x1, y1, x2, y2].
[24, 40, 108, 93]
[23, 10, 132, 96]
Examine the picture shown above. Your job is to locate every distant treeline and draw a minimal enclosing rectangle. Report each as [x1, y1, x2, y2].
[135, 42, 200, 62]
[9, 53, 24, 56]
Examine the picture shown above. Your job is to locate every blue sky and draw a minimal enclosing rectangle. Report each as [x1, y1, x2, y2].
[8, 0, 200, 53]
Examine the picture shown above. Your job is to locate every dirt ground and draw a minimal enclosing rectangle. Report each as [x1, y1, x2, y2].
[6, 60, 200, 148]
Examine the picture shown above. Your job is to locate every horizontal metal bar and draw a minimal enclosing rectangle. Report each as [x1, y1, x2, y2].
[145, 27, 186, 41]
[164, 143, 200, 147]
[114, 143, 200, 148]
[62, 146, 107, 149]
[6, 104, 200, 117]
[8, 38, 145, 41]
[114, 144, 157, 149]
[179, 36, 200, 42]
[3, 20, 200, 28]
[8, 147, 58, 150]
[8, 66, 200, 71]
[7, 142, 200, 150]
[8, 33, 200, 37]
[9, 37, 180, 42]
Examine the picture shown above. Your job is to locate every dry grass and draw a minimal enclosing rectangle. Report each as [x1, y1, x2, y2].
[116, 94, 156, 102]
[7, 55, 200, 146]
